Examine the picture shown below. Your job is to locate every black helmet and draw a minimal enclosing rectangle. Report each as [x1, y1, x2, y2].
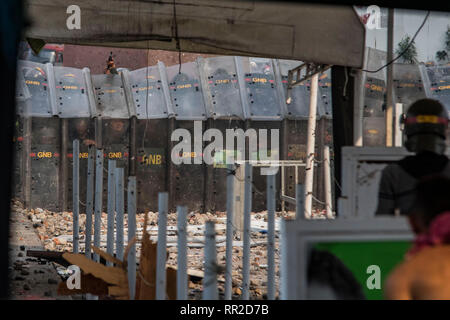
[403, 99, 448, 154]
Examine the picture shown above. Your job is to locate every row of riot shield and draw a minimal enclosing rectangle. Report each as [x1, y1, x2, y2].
[361, 48, 387, 147]
[358, 49, 450, 147]
[361, 63, 437, 147]
[14, 55, 448, 213]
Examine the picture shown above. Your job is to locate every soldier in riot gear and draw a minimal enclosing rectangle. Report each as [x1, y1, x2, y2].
[69, 118, 95, 147]
[375, 98, 450, 215]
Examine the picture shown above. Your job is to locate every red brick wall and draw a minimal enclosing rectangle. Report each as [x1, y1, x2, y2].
[63, 44, 214, 74]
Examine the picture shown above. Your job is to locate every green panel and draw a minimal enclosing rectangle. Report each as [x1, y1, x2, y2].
[315, 241, 411, 300]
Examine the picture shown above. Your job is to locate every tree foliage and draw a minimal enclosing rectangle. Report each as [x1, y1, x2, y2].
[396, 35, 418, 64]
[435, 25, 450, 64]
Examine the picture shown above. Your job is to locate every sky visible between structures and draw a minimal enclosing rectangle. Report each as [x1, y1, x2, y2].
[354, 7, 450, 63]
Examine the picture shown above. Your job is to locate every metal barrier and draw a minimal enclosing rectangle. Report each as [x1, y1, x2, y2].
[71, 148, 325, 300]
[15, 56, 340, 213]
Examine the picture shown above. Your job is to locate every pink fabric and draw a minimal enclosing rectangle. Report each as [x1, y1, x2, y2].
[407, 211, 450, 257]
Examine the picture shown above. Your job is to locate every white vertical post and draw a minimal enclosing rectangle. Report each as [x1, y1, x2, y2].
[156, 192, 168, 300]
[85, 147, 95, 302]
[267, 173, 276, 300]
[127, 176, 137, 300]
[242, 162, 252, 300]
[106, 160, 116, 266]
[203, 221, 218, 300]
[304, 73, 319, 219]
[224, 164, 234, 300]
[324, 146, 334, 219]
[176, 206, 188, 300]
[353, 69, 364, 146]
[93, 149, 103, 263]
[85, 145, 95, 259]
[115, 167, 124, 260]
[72, 140, 80, 254]
[395, 103, 403, 147]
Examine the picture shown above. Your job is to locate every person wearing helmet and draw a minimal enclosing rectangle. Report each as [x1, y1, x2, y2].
[375, 98, 450, 215]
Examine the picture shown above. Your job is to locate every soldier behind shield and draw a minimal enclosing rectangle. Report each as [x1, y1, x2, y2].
[70, 118, 95, 147]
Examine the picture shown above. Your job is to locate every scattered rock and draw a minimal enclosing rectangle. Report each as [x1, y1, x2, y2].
[11, 198, 288, 299]
[23, 284, 30, 291]
[20, 269, 30, 276]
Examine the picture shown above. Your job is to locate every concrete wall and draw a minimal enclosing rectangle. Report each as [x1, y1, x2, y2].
[63, 44, 215, 73]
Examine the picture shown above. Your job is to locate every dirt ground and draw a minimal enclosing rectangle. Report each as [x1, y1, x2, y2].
[10, 199, 325, 299]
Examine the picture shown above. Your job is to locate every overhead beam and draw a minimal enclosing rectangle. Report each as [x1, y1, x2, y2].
[25, 1, 365, 68]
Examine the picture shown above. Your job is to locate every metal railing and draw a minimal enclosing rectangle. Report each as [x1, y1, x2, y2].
[71, 139, 334, 300]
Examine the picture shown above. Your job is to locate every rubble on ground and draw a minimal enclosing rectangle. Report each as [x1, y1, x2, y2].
[10, 199, 326, 299]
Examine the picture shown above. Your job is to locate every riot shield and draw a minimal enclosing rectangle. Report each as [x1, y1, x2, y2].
[276, 60, 312, 119]
[13, 73, 30, 200]
[363, 117, 386, 146]
[318, 70, 333, 118]
[12, 116, 24, 199]
[101, 119, 130, 207]
[238, 57, 282, 120]
[423, 65, 450, 114]
[363, 77, 386, 118]
[282, 119, 331, 212]
[54, 66, 93, 211]
[92, 74, 129, 119]
[361, 74, 386, 146]
[199, 56, 245, 119]
[423, 65, 450, 145]
[169, 120, 205, 212]
[249, 121, 282, 212]
[15, 69, 31, 116]
[203, 119, 246, 212]
[361, 48, 387, 146]
[66, 119, 95, 212]
[92, 74, 131, 208]
[54, 66, 90, 118]
[18, 60, 53, 117]
[136, 119, 168, 212]
[362, 78, 386, 147]
[165, 62, 207, 120]
[30, 118, 61, 211]
[393, 63, 426, 110]
[129, 65, 170, 119]
[198, 57, 245, 211]
[129, 65, 170, 212]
